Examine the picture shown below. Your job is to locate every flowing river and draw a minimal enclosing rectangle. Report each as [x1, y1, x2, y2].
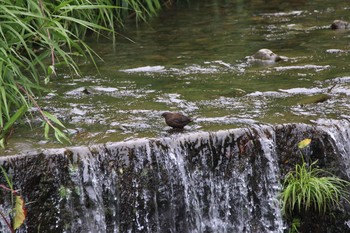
[1, 1, 350, 232]
[2, 0, 350, 155]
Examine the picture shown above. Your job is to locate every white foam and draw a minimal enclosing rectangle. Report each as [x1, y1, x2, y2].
[120, 65, 165, 73]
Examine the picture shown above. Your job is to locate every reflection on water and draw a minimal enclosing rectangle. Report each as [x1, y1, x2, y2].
[3, 0, 350, 155]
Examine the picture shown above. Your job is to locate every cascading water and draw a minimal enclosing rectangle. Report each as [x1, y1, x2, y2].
[1, 122, 350, 233]
[317, 120, 350, 178]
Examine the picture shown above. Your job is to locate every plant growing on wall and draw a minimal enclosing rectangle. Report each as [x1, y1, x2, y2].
[280, 138, 350, 232]
[0, 166, 27, 232]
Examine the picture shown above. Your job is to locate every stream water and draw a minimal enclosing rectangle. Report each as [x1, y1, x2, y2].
[1, 1, 350, 232]
[2, 0, 350, 155]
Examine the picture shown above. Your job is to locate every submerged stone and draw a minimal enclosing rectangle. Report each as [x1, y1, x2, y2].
[245, 49, 288, 64]
[331, 20, 350, 30]
[297, 94, 331, 105]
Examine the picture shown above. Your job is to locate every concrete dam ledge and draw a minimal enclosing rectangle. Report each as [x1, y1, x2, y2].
[1, 121, 350, 233]
[0, 122, 333, 160]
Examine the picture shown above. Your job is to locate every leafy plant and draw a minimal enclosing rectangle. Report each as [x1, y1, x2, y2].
[0, 166, 27, 232]
[281, 158, 349, 215]
[280, 138, 350, 232]
[289, 218, 300, 233]
[0, 0, 165, 147]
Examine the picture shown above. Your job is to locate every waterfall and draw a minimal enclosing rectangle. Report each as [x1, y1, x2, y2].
[1, 122, 350, 233]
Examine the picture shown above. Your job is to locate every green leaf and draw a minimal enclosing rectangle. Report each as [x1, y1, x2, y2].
[0, 165, 13, 189]
[0, 86, 9, 119]
[54, 127, 70, 144]
[42, 111, 66, 128]
[2, 104, 28, 133]
[44, 122, 50, 140]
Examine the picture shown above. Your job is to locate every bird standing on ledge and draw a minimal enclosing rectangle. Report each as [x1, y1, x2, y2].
[161, 112, 193, 129]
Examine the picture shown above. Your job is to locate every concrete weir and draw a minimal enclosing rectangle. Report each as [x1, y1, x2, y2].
[1, 122, 350, 233]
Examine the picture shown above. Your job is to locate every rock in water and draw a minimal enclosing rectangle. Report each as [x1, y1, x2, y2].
[331, 20, 350, 30]
[161, 112, 193, 129]
[245, 48, 287, 63]
[251, 49, 282, 61]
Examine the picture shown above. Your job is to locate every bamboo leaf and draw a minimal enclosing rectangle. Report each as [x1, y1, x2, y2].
[54, 128, 70, 144]
[44, 123, 49, 140]
[42, 111, 66, 128]
[2, 104, 28, 133]
[0, 86, 9, 119]
[0, 165, 13, 189]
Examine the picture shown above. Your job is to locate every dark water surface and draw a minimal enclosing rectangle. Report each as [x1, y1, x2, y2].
[3, 0, 350, 155]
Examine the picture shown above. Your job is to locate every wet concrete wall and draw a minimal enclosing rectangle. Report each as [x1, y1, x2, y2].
[0, 122, 350, 233]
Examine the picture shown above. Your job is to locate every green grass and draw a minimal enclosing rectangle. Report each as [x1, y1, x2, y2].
[281, 139, 350, 232]
[281, 160, 350, 216]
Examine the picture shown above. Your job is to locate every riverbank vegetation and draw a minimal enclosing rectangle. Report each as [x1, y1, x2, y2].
[0, 0, 176, 147]
[280, 139, 350, 232]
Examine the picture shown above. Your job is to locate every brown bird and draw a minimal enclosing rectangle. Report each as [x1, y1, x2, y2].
[161, 112, 193, 129]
